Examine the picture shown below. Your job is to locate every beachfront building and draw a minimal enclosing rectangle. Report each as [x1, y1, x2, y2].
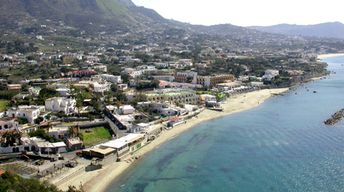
[45, 97, 77, 115]
[86, 146, 116, 159]
[145, 88, 199, 105]
[141, 125, 163, 141]
[196, 74, 235, 87]
[66, 138, 83, 151]
[262, 70, 280, 81]
[101, 133, 146, 159]
[30, 137, 67, 154]
[199, 94, 217, 104]
[158, 80, 202, 89]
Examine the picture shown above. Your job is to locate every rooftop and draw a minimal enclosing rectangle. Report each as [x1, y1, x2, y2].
[101, 133, 145, 149]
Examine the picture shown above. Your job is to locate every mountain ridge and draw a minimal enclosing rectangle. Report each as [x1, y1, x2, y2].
[251, 22, 344, 39]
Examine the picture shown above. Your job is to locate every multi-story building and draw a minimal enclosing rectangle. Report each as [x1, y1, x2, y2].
[145, 88, 199, 105]
[197, 74, 235, 87]
[45, 97, 76, 115]
[91, 82, 111, 93]
[174, 71, 198, 84]
[153, 75, 175, 82]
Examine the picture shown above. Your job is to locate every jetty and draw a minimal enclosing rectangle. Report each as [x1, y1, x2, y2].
[324, 108, 344, 125]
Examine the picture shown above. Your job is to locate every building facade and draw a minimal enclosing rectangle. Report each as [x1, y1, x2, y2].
[146, 89, 199, 105]
[45, 97, 76, 115]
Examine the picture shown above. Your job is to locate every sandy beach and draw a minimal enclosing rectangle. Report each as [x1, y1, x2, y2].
[50, 88, 289, 192]
[318, 53, 344, 59]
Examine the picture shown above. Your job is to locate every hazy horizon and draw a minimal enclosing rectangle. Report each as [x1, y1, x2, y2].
[132, 0, 344, 26]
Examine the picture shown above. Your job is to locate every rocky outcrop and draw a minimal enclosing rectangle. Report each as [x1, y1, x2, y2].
[324, 108, 344, 125]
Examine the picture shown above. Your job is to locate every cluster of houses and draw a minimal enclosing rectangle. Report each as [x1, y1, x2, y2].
[0, 64, 283, 156]
[0, 42, 314, 166]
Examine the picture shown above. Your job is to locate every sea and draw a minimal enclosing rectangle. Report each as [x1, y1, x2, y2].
[107, 56, 344, 192]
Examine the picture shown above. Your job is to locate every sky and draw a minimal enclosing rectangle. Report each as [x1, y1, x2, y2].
[132, 0, 344, 26]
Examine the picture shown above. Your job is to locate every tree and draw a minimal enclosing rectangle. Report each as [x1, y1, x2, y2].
[66, 185, 85, 192]
[0, 171, 60, 192]
[17, 117, 28, 125]
[121, 74, 130, 83]
[37, 88, 59, 105]
[29, 129, 59, 143]
[34, 117, 44, 124]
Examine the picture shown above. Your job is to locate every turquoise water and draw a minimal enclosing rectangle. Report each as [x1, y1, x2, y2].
[107, 56, 344, 192]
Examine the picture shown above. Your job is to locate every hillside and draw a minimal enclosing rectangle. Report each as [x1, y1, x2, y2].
[1, 0, 344, 53]
[251, 22, 344, 39]
[0, 0, 167, 33]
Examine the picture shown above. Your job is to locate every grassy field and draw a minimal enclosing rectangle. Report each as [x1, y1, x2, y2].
[0, 100, 9, 112]
[80, 127, 112, 147]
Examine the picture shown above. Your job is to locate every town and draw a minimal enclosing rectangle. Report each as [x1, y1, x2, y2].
[1, 0, 343, 191]
[0, 36, 330, 187]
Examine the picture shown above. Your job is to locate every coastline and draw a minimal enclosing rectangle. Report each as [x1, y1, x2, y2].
[317, 53, 344, 59]
[51, 88, 289, 192]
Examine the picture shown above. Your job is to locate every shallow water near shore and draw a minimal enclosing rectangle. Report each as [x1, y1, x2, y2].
[107, 56, 344, 192]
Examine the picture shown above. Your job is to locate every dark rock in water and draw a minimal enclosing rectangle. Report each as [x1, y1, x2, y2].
[324, 108, 344, 125]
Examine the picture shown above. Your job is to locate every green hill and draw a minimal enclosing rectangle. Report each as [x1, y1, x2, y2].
[0, 0, 166, 33]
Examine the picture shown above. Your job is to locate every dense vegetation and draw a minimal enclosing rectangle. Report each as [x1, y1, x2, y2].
[0, 171, 84, 192]
[0, 100, 8, 112]
[0, 171, 59, 192]
[28, 129, 61, 143]
[0, 39, 38, 54]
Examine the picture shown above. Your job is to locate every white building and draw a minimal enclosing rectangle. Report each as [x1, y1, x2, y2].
[137, 65, 157, 74]
[45, 97, 76, 115]
[30, 137, 67, 154]
[119, 105, 135, 115]
[48, 126, 70, 140]
[123, 68, 143, 78]
[93, 64, 108, 72]
[262, 70, 280, 81]
[91, 82, 111, 93]
[6, 106, 44, 124]
[56, 88, 71, 97]
[101, 133, 146, 158]
[200, 94, 217, 103]
[100, 74, 122, 84]
[0, 118, 19, 133]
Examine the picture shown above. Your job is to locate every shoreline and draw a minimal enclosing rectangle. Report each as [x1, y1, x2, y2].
[51, 88, 290, 192]
[317, 53, 344, 59]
